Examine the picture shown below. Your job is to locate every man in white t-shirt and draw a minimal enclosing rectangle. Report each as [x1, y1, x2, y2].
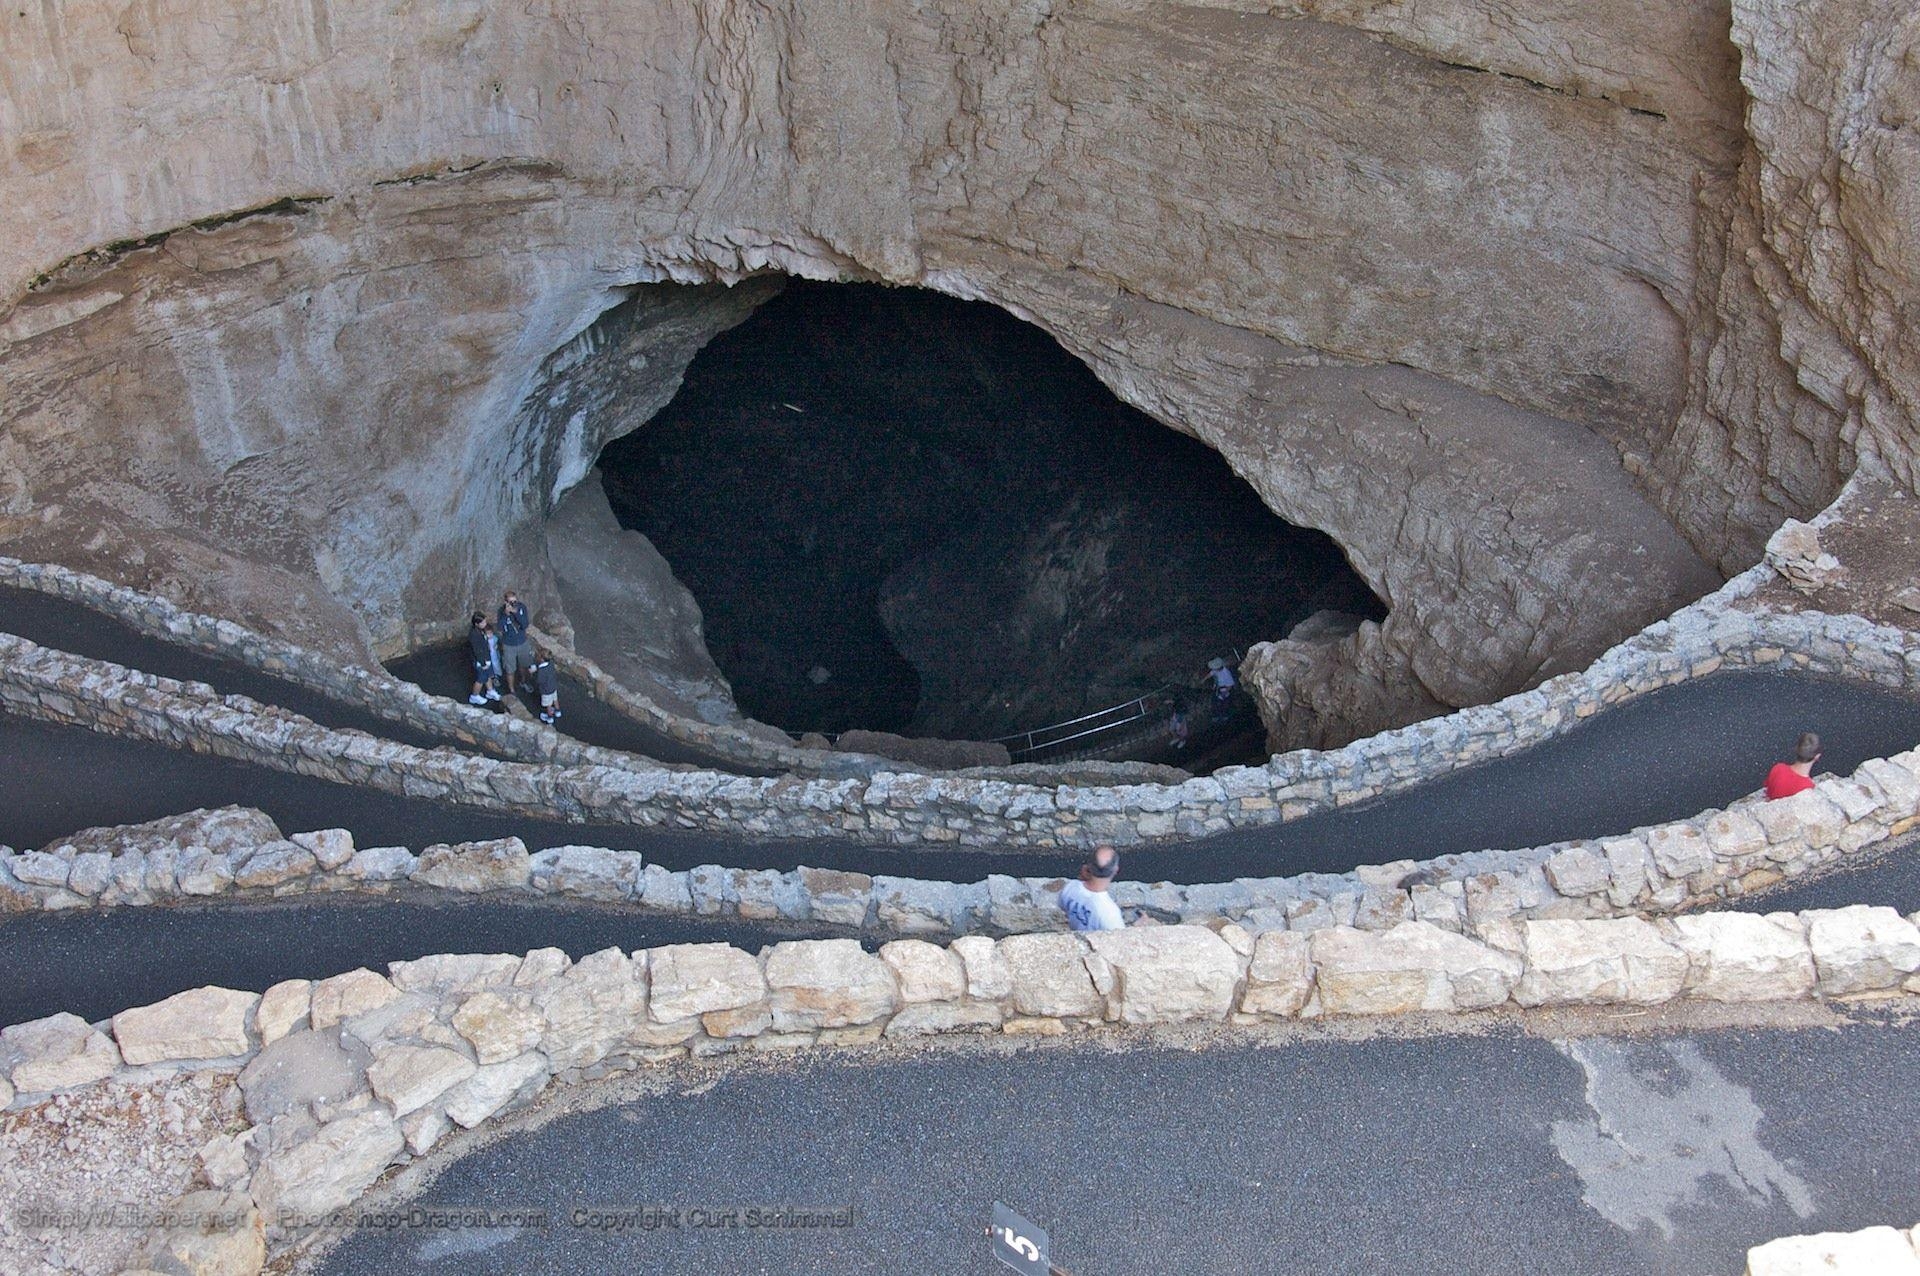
[1058, 845, 1126, 932]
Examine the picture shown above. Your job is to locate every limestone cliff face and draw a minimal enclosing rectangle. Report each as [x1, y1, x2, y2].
[0, 0, 1911, 741]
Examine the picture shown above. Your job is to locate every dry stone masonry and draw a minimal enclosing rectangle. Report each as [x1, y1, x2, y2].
[5, 908, 1917, 1274]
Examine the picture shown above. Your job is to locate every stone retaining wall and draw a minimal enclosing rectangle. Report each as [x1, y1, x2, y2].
[1747, 1223, 1920, 1275]
[4, 574, 1920, 860]
[0, 555, 813, 775]
[4, 907, 1917, 1273]
[6, 748, 1920, 941]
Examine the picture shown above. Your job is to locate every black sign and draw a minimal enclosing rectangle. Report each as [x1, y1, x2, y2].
[988, 1201, 1051, 1274]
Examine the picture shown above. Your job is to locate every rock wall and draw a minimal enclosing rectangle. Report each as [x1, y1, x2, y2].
[3, 544, 1917, 858]
[2, 0, 1913, 738]
[7, 906, 1919, 1272]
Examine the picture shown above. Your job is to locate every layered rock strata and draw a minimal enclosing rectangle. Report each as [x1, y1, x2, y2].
[13, 0, 1907, 743]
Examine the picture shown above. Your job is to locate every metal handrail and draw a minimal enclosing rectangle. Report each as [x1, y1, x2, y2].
[991, 683, 1185, 760]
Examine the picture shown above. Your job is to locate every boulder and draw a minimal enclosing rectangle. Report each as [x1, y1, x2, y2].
[250, 1110, 404, 1227]
[442, 1051, 550, 1129]
[342, 846, 415, 882]
[879, 940, 967, 1004]
[647, 943, 765, 1022]
[1668, 913, 1816, 1001]
[796, 866, 872, 928]
[999, 933, 1100, 1019]
[985, 874, 1064, 933]
[41, 806, 281, 862]
[1310, 922, 1520, 1015]
[951, 935, 1013, 1002]
[367, 1044, 478, 1116]
[411, 837, 531, 892]
[176, 848, 236, 895]
[765, 940, 900, 1030]
[2, 1011, 121, 1091]
[1545, 845, 1611, 897]
[239, 1028, 373, 1124]
[232, 841, 318, 890]
[1085, 925, 1244, 1023]
[113, 986, 259, 1065]
[639, 864, 693, 912]
[388, 953, 522, 996]
[871, 876, 972, 935]
[10, 851, 69, 888]
[531, 845, 639, 901]
[310, 969, 403, 1030]
[292, 828, 355, 871]
[530, 947, 646, 1071]
[1512, 918, 1687, 1006]
[66, 851, 112, 896]
[453, 991, 547, 1065]
[1241, 930, 1313, 1017]
[1804, 906, 1920, 995]
[254, 980, 312, 1045]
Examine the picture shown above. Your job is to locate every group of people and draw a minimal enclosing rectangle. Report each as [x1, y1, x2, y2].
[467, 590, 562, 725]
[1165, 656, 1240, 752]
[1060, 730, 1832, 932]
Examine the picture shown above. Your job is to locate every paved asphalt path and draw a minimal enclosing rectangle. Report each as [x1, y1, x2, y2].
[0, 584, 754, 771]
[0, 895, 839, 1028]
[0, 584, 452, 751]
[6, 671, 1918, 887]
[1733, 829, 1920, 916]
[386, 643, 761, 771]
[311, 1015, 1920, 1276]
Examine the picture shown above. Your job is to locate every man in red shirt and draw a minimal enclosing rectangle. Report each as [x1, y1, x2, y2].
[1766, 732, 1822, 799]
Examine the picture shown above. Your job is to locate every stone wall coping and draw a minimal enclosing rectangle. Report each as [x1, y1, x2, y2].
[9, 907, 1917, 1273]
[7, 535, 1916, 849]
[2, 560, 1917, 860]
[1745, 1222, 1920, 1275]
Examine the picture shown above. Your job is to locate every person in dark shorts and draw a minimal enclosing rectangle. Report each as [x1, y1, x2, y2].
[1765, 731, 1821, 799]
[531, 648, 561, 724]
[467, 613, 500, 706]
[497, 591, 532, 695]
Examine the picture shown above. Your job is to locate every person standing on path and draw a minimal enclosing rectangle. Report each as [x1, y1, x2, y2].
[1766, 731, 1822, 799]
[1206, 657, 1237, 723]
[1059, 845, 1126, 932]
[531, 648, 562, 724]
[497, 590, 532, 696]
[467, 613, 501, 706]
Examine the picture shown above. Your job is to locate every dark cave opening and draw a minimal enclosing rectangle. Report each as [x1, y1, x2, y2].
[596, 281, 1385, 744]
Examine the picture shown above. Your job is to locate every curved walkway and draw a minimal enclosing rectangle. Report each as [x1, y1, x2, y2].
[6, 670, 1918, 886]
[305, 1014, 1920, 1276]
[0, 584, 762, 772]
[0, 584, 453, 751]
[0, 896, 838, 1029]
[385, 643, 767, 771]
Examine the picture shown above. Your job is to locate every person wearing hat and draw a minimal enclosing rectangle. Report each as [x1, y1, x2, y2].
[467, 612, 501, 706]
[1206, 656, 1237, 722]
[1059, 844, 1126, 932]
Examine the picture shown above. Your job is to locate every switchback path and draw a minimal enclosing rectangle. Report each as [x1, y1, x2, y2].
[308, 1013, 1920, 1276]
[0, 896, 839, 1029]
[5, 672, 1918, 886]
[0, 584, 756, 771]
[385, 643, 764, 770]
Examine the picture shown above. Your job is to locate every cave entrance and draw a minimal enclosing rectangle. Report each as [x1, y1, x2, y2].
[595, 281, 1384, 756]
